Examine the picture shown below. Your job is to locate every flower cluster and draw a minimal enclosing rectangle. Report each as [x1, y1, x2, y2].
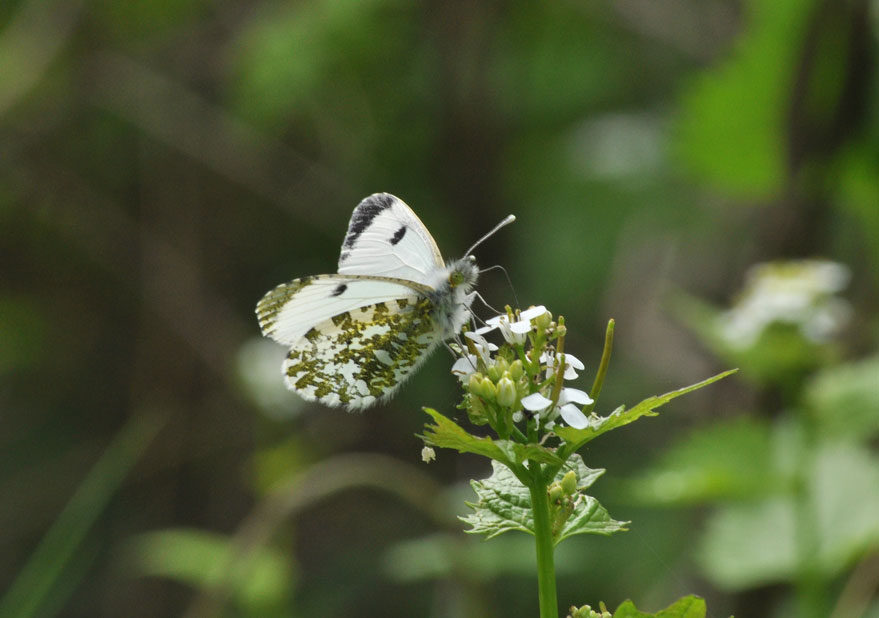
[567, 604, 611, 618]
[451, 305, 596, 437]
[718, 259, 851, 348]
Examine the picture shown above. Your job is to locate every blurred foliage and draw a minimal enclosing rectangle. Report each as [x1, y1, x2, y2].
[0, 0, 877, 617]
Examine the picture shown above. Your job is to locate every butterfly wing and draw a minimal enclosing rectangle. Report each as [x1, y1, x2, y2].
[337, 193, 445, 285]
[256, 274, 431, 346]
[283, 295, 442, 409]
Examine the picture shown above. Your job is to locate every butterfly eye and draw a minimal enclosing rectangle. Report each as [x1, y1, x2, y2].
[449, 271, 465, 286]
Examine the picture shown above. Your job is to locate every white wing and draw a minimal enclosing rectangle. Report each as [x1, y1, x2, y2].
[256, 274, 428, 346]
[337, 193, 445, 285]
[283, 294, 442, 410]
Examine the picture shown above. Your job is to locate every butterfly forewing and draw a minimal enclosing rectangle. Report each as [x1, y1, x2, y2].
[337, 193, 445, 285]
[256, 192, 482, 411]
[257, 275, 431, 346]
[283, 296, 441, 409]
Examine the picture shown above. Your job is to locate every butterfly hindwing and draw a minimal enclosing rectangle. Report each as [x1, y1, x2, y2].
[256, 274, 432, 346]
[337, 193, 445, 285]
[283, 296, 441, 409]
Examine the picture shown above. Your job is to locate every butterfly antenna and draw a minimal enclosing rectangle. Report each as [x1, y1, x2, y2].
[464, 214, 516, 258]
[478, 264, 520, 310]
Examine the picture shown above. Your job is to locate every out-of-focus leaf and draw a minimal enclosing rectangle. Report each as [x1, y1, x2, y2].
[627, 418, 776, 505]
[460, 456, 627, 544]
[811, 443, 879, 575]
[556, 370, 737, 456]
[611, 595, 708, 618]
[675, 0, 813, 196]
[836, 143, 879, 269]
[698, 442, 879, 590]
[228, 0, 408, 128]
[131, 528, 295, 612]
[806, 355, 879, 440]
[697, 496, 798, 590]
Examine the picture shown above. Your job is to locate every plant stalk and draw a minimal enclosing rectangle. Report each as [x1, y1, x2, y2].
[529, 476, 559, 618]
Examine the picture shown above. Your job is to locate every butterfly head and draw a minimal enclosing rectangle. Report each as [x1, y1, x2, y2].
[449, 255, 479, 290]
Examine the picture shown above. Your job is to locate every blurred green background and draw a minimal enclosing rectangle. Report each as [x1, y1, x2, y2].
[1, 0, 877, 617]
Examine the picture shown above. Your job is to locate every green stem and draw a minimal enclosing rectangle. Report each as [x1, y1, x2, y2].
[583, 319, 614, 414]
[528, 471, 559, 618]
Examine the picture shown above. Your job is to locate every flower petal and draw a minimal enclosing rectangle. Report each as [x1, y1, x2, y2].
[509, 320, 533, 334]
[559, 403, 589, 429]
[559, 387, 593, 406]
[521, 392, 553, 411]
[520, 305, 548, 321]
[464, 331, 488, 344]
[451, 356, 477, 379]
[561, 353, 585, 370]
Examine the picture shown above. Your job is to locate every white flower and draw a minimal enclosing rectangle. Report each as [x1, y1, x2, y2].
[451, 355, 479, 382]
[475, 305, 549, 345]
[718, 260, 852, 348]
[541, 351, 585, 380]
[521, 392, 553, 411]
[519, 387, 593, 429]
[557, 388, 593, 429]
[463, 331, 499, 359]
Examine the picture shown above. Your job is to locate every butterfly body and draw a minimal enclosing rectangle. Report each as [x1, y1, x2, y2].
[256, 194, 481, 410]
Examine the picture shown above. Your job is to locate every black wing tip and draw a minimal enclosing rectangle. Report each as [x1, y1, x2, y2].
[343, 193, 399, 249]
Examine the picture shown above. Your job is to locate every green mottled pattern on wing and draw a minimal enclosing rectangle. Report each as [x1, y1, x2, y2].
[283, 297, 439, 409]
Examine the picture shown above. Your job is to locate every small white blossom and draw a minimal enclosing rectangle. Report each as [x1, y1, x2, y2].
[451, 355, 479, 382]
[557, 388, 593, 429]
[475, 305, 549, 345]
[521, 392, 553, 411]
[541, 351, 585, 380]
[421, 446, 436, 463]
[463, 331, 499, 362]
[559, 387, 593, 406]
[718, 259, 851, 348]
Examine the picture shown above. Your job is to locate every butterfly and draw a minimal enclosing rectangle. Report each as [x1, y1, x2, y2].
[256, 193, 515, 410]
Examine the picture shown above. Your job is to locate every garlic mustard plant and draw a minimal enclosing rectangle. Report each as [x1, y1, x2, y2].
[421, 306, 735, 618]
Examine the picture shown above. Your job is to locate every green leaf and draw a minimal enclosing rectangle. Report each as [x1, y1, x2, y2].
[697, 496, 798, 590]
[806, 355, 879, 440]
[674, 0, 813, 197]
[697, 442, 879, 589]
[626, 418, 776, 504]
[556, 370, 737, 455]
[461, 455, 627, 544]
[612, 595, 709, 618]
[421, 408, 563, 468]
[131, 528, 295, 612]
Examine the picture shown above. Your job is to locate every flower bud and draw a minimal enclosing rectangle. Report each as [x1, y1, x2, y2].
[561, 470, 578, 496]
[509, 359, 524, 380]
[467, 373, 485, 396]
[496, 375, 517, 407]
[486, 363, 504, 383]
[548, 484, 564, 503]
[476, 376, 497, 401]
[535, 310, 553, 330]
